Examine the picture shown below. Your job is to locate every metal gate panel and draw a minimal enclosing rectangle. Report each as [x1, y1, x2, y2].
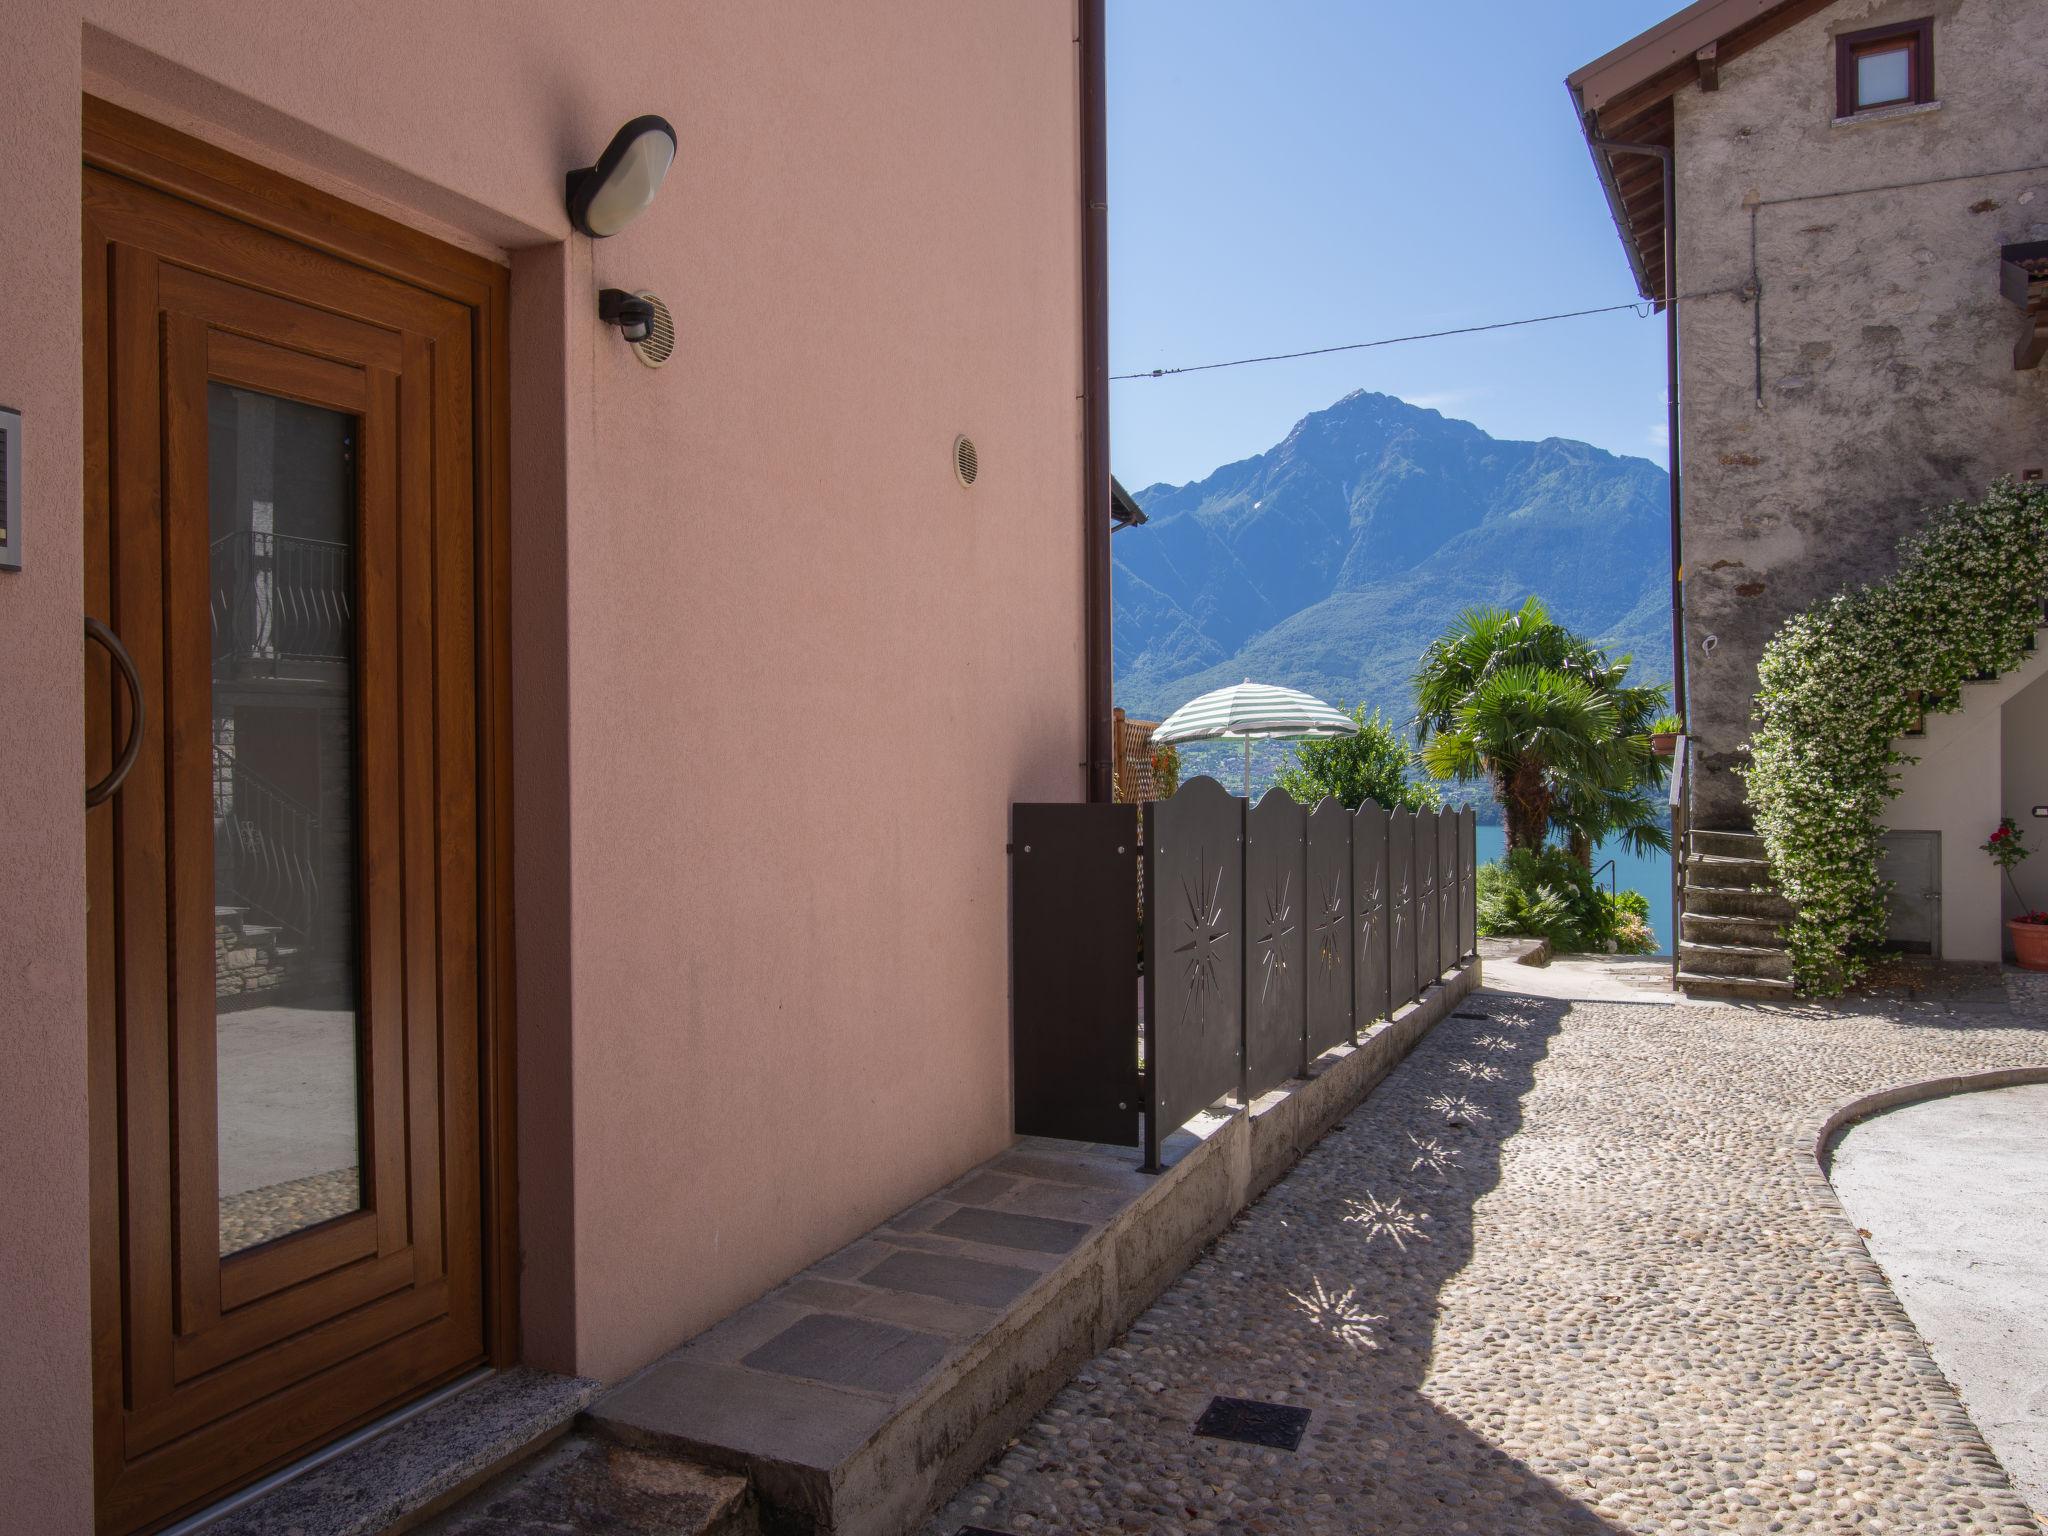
[1388, 807, 1415, 1012]
[1144, 776, 1243, 1170]
[1415, 809, 1439, 987]
[1244, 788, 1307, 1099]
[1349, 800, 1388, 1036]
[1439, 809, 1458, 978]
[1011, 803, 1141, 1145]
[1306, 798, 1353, 1058]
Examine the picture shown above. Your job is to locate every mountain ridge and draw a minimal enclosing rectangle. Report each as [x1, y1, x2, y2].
[1112, 389, 1671, 727]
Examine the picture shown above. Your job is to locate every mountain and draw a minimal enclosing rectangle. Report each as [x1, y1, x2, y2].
[1113, 390, 1672, 728]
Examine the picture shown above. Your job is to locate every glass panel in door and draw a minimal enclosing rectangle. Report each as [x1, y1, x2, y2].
[207, 383, 364, 1256]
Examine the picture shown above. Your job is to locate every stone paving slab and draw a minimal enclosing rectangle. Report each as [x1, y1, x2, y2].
[924, 972, 2048, 1536]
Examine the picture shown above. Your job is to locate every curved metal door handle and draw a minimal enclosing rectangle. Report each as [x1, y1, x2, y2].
[86, 615, 145, 807]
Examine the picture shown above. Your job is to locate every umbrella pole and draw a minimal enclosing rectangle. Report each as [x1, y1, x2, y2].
[1243, 736, 1252, 799]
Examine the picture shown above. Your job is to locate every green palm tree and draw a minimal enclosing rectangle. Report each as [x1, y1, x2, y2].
[1414, 598, 1671, 857]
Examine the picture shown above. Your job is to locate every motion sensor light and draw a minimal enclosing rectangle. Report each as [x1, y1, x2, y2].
[598, 288, 655, 343]
[565, 116, 677, 238]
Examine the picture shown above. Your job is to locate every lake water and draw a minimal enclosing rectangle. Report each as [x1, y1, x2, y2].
[1473, 824, 1673, 955]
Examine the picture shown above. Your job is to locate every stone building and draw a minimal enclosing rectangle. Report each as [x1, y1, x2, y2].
[1572, 0, 2048, 981]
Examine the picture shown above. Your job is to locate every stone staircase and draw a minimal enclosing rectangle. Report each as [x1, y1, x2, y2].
[1677, 830, 1797, 1000]
[214, 903, 301, 1007]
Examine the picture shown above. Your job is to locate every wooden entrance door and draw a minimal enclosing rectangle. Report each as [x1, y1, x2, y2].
[82, 102, 515, 1535]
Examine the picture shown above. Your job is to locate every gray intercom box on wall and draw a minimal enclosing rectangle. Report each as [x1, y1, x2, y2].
[0, 406, 20, 572]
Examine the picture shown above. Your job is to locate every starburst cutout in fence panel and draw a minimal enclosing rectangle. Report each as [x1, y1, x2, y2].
[1312, 870, 1347, 993]
[1254, 868, 1296, 1006]
[1174, 852, 1231, 1031]
[1287, 1276, 1383, 1350]
[1341, 1191, 1428, 1249]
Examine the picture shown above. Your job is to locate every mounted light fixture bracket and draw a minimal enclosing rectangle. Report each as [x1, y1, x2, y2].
[598, 288, 656, 343]
[565, 115, 677, 238]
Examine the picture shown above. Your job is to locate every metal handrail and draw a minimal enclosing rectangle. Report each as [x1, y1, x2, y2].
[1669, 734, 1689, 985]
[213, 743, 323, 940]
[210, 529, 353, 666]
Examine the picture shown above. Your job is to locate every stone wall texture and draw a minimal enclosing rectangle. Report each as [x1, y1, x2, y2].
[1672, 0, 2048, 825]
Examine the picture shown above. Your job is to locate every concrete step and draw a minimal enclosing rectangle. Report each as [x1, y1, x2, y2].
[422, 1434, 756, 1536]
[1678, 970, 1799, 1001]
[1682, 911, 1786, 948]
[1686, 853, 1775, 889]
[1688, 829, 1764, 860]
[206, 1369, 600, 1536]
[1684, 883, 1795, 922]
[1678, 941, 1795, 982]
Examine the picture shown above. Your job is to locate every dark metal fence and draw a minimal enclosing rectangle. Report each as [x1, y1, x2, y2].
[1012, 778, 1479, 1171]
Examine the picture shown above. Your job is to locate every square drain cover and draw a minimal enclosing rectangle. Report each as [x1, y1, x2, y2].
[1193, 1395, 1312, 1450]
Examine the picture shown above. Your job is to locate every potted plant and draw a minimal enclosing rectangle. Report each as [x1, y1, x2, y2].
[1649, 713, 1683, 757]
[1982, 816, 2048, 969]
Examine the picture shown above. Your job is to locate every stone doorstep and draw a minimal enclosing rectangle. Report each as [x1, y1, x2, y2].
[584, 959, 1482, 1536]
[198, 1367, 601, 1536]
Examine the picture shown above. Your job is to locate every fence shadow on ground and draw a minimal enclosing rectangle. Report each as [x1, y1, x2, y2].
[1134, 989, 1628, 1536]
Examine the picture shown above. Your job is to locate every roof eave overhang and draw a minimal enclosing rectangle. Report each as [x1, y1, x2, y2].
[1571, 87, 1662, 305]
[1568, 0, 1834, 305]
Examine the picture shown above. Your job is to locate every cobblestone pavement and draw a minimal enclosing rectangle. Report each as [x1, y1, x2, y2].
[923, 979, 2048, 1536]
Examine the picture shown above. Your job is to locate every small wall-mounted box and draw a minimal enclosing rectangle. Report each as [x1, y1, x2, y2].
[0, 406, 20, 572]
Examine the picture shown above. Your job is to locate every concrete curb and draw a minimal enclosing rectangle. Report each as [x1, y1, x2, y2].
[1784, 1069, 2048, 1534]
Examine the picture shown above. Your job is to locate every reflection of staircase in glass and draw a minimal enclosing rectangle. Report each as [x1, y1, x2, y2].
[212, 744, 321, 948]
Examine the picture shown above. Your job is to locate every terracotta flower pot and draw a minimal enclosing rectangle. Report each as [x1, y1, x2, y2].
[2008, 919, 2048, 971]
[1650, 731, 1679, 756]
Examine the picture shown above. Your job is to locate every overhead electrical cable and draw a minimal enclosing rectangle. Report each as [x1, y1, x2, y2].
[1111, 289, 1740, 380]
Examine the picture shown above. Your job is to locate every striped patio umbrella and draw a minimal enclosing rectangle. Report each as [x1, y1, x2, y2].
[1151, 680, 1357, 796]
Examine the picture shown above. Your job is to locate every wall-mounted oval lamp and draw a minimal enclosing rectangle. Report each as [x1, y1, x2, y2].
[565, 115, 677, 238]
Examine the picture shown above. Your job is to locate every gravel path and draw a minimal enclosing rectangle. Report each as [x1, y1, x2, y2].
[924, 979, 2048, 1536]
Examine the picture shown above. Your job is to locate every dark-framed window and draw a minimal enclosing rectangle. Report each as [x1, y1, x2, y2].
[1836, 19, 1934, 116]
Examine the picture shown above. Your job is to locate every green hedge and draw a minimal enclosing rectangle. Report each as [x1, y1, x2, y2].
[1741, 481, 2048, 994]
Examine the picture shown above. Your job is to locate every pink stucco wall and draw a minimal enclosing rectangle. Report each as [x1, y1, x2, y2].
[1, 2, 1083, 1522]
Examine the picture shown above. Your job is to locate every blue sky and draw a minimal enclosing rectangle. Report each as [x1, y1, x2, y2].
[1107, 0, 1682, 491]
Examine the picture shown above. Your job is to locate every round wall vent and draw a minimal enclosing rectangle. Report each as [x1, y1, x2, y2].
[954, 434, 979, 487]
[629, 291, 675, 369]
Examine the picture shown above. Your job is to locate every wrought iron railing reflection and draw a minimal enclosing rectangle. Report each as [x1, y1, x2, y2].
[213, 745, 321, 940]
[210, 529, 352, 665]
[1011, 778, 1479, 1171]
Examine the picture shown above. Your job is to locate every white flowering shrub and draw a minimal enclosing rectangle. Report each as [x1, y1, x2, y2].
[1741, 481, 2048, 994]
